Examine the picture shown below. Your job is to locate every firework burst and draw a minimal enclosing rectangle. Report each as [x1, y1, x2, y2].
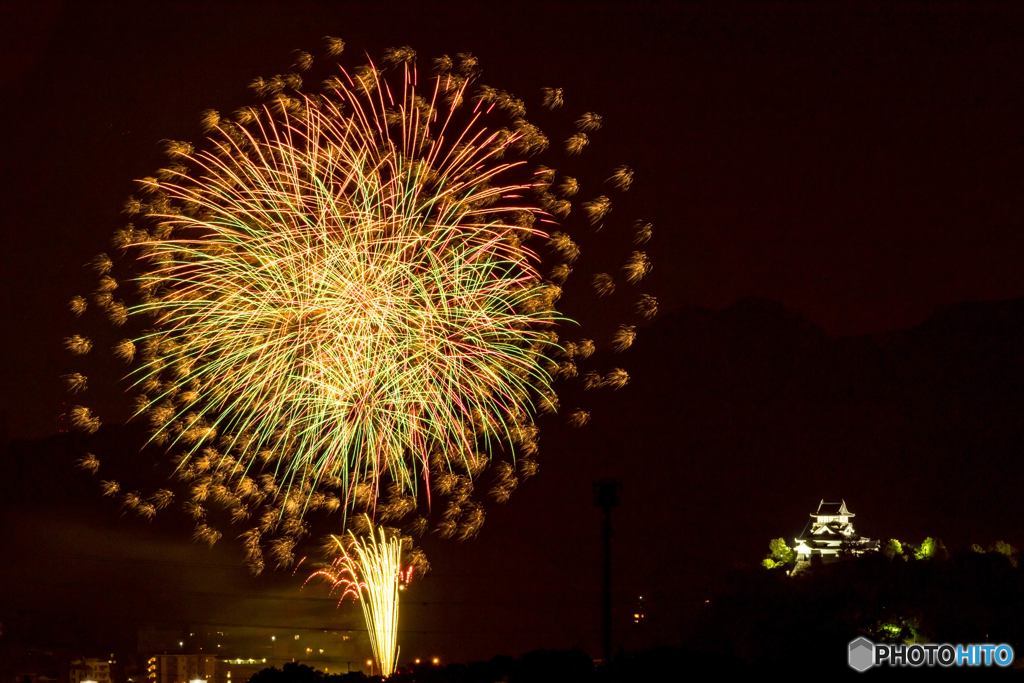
[63, 38, 657, 570]
[127, 66, 559, 507]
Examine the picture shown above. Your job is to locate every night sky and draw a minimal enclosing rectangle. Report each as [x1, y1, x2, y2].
[4, 0, 1024, 668]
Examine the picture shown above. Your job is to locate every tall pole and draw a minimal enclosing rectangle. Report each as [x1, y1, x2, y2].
[594, 479, 620, 664]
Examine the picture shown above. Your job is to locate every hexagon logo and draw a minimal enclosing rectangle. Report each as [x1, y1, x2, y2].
[848, 637, 875, 672]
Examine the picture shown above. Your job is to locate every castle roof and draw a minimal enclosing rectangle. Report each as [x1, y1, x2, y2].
[813, 498, 853, 517]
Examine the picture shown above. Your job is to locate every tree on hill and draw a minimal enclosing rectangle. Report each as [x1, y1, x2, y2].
[761, 537, 796, 570]
[882, 538, 904, 560]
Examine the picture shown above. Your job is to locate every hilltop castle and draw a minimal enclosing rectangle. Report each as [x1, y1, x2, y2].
[793, 499, 879, 565]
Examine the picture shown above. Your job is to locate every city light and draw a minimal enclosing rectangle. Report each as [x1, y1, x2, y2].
[432, 657, 441, 666]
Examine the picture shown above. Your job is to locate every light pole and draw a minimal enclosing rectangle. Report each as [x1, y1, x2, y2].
[594, 479, 621, 665]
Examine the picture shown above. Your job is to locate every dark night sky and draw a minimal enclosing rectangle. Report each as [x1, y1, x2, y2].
[3, 0, 1024, 667]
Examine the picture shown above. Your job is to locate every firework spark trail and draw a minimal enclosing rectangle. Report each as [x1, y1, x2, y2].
[308, 521, 406, 677]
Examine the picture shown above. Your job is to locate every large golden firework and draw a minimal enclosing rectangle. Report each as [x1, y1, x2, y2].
[63, 40, 655, 573]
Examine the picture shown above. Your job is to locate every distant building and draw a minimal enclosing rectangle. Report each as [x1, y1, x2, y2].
[146, 655, 218, 683]
[69, 659, 112, 683]
[218, 659, 270, 683]
[794, 499, 879, 564]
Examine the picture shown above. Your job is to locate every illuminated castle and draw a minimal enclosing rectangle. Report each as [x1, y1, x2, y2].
[794, 499, 879, 563]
